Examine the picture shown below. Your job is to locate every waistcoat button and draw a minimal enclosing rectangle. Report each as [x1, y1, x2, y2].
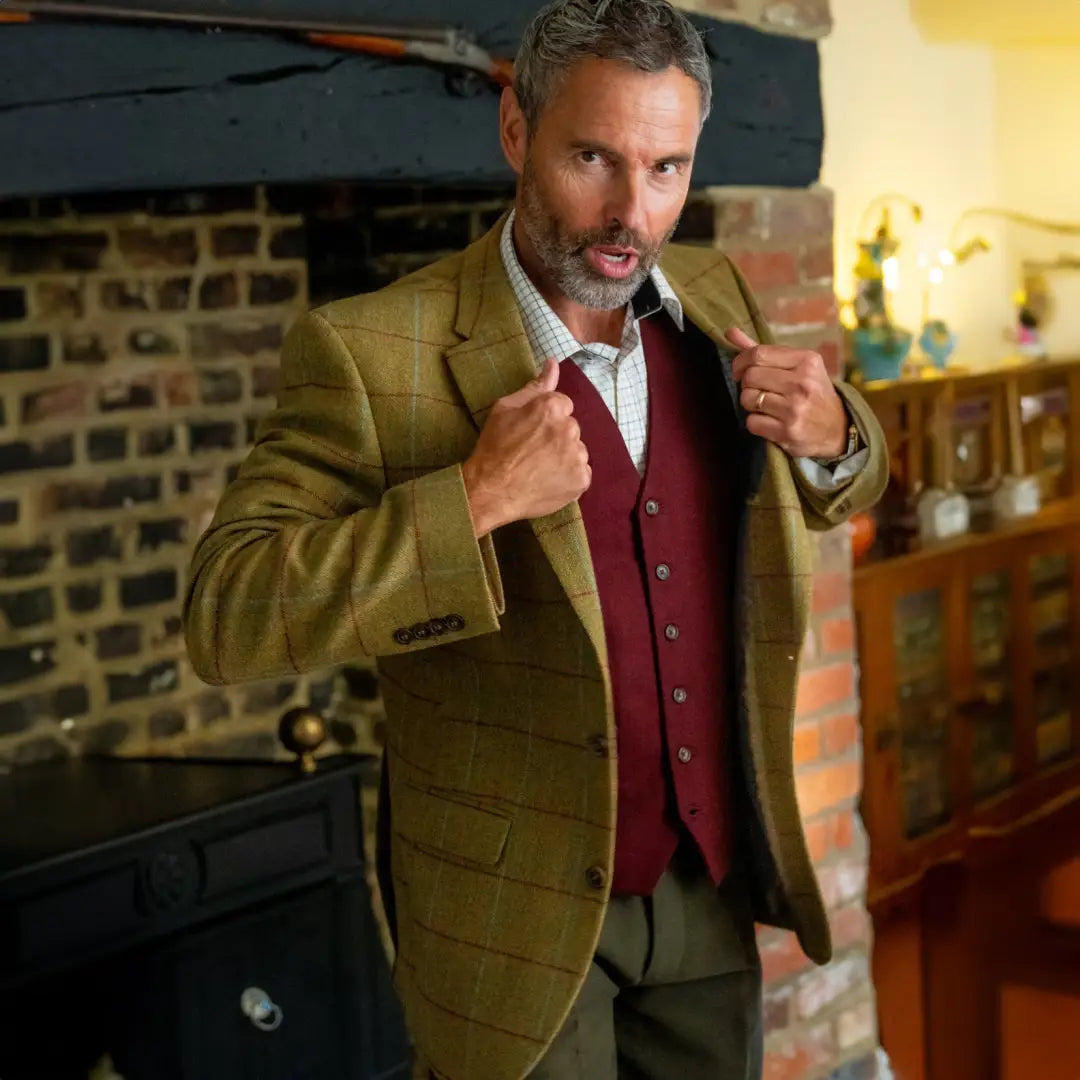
[672, 687, 688, 704]
[677, 746, 693, 764]
[644, 499, 660, 516]
[655, 563, 671, 581]
[665, 624, 680, 641]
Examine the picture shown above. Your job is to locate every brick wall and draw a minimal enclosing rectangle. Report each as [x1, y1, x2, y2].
[0, 181, 876, 1080]
[683, 186, 878, 1080]
[0, 188, 347, 766]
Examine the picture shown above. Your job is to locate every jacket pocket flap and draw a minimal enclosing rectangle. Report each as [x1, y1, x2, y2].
[397, 786, 511, 866]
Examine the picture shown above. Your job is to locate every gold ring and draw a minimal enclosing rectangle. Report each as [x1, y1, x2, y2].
[755, 389, 767, 413]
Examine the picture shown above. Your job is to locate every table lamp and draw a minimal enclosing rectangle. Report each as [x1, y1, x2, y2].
[850, 194, 921, 382]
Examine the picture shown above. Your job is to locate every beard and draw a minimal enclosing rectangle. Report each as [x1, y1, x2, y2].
[518, 155, 678, 311]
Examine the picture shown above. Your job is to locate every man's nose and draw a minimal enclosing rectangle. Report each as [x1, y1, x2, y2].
[604, 170, 648, 239]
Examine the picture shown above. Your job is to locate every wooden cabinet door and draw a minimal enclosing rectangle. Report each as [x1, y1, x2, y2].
[859, 561, 961, 893]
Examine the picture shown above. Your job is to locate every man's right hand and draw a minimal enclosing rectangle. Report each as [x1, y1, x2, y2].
[462, 358, 592, 539]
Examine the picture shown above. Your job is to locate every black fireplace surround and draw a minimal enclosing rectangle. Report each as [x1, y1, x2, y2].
[0, 0, 823, 197]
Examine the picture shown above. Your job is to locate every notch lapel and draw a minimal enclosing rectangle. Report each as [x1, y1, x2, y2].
[663, 249, 777, 498]
[444, 219, 608, 666]
[664, 252, 750, 416]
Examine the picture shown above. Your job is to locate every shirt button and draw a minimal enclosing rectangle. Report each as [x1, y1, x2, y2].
[673, 687, 688, 704]
[677, 747, 693, 764]
[585, 865, 607, 890]
[655, 564, 671, 581]
[665, 624, 680, 641]
[644, 499, 660, 516]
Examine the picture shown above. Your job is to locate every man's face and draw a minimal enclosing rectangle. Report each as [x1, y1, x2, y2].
[505, 57, 701, 310]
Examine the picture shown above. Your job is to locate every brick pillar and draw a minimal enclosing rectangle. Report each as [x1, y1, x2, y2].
[0, 188, 341, 765]
[681, 186, 878, 1080]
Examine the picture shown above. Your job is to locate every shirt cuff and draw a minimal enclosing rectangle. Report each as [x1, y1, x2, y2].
[796, 401, 870, 491]
[796, 447, 871, 492]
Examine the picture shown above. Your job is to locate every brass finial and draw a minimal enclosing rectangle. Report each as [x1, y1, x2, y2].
[278, 707, 326, 773]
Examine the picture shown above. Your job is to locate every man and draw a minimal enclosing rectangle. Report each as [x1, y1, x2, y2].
[184, 0, 886, 1076]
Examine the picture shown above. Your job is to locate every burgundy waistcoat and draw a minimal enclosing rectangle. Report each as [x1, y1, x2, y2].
[557, 314, 741, 896]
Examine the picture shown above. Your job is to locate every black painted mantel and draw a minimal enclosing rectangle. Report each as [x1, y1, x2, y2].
[0, 0, 823, 196]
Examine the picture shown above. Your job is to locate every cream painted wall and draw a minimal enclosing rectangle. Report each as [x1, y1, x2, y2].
[821, 0, 1017, 363]
[996, 48, 1080, 217]
[912, 0, 1080, 47]
[994, 47, 1080, 356]
[995, 47, 1080, 245]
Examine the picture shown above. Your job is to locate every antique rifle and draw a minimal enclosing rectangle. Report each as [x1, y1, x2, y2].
[0, 1, 515, 92]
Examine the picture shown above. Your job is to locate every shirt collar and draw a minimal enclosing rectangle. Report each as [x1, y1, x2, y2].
[499, 210, 684, 364]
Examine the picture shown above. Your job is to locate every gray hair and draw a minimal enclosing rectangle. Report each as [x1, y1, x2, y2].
[514, 0, 713, 132]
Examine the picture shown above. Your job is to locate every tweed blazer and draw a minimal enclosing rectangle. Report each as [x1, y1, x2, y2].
[184, 217, 887, 1080]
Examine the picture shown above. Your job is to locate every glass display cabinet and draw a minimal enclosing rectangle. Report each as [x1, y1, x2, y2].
[854, 358, 1080, 901]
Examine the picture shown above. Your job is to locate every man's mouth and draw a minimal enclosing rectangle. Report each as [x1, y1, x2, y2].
[584, 245, 641, 280]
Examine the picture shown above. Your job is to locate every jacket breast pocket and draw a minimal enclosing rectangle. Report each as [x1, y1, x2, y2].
[395, 785, 511, 867]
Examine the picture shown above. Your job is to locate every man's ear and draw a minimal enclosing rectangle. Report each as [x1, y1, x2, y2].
[499, 87, 528, 174]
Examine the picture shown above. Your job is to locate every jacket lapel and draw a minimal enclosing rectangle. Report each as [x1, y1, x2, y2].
[445, 222, 536, 428]
[663, 253, 773, 502]
[444, 219, 608, 666]
[663, 256, 750, 417]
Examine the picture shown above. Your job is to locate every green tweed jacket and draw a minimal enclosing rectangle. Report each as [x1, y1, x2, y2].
[184, 217, 887, 1080]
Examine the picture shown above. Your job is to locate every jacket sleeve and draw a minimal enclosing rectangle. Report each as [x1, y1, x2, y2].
[183, 310, 504, 686]
[728, 259, 889, 531]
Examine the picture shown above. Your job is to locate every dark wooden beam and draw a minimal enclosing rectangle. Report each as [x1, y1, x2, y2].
[0, 8, 822, 196]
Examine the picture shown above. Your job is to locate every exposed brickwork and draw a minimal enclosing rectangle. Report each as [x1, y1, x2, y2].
[0, 188, 328, 766]
[687, 186, 876, 1079]
[681, 186, 843, 376]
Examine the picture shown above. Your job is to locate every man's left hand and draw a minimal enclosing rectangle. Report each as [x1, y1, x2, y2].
[727, 327, 847, 459]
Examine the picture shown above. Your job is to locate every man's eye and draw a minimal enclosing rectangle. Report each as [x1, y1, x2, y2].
[656, 162, 679, 176]
[579, 150, 603, 165]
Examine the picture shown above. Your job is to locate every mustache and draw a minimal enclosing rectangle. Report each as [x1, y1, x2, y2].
[572, 226, 658, 255]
